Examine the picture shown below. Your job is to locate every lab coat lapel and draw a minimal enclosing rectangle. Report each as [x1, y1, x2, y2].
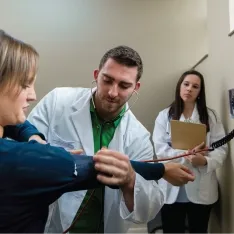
[108, 115, 127, 153]
[104, 113, 128, 225]
[190, 104, 200, 122]
[70, 90, 94, 156]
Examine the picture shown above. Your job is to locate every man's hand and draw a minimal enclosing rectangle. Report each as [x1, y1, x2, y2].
[93, 148, 135, 212]
[93, 148, 135, 188]
[28, 135, 47, 144]
[163, 162, 195, 186]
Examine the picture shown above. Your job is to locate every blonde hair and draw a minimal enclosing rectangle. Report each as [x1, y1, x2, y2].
[0, 30, 39, 92]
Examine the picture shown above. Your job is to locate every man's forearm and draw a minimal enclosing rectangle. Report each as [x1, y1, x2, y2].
[122, 187, 134, 212]
[120, 162, 165, 212]
[121, 172, 136, 212]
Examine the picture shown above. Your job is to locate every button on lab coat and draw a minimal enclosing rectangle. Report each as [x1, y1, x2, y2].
[153, 105, 227, 205]
[28, 87, 164, 233]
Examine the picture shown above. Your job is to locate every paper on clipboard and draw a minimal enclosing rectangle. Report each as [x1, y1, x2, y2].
[171, 120, 207, 150]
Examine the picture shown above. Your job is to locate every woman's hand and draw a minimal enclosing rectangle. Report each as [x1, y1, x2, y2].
[186, 153, 207, 167]
[185, 142, 207, 167]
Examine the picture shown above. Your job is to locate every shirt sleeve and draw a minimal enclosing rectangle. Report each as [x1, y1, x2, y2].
[3, 120, 45, 142]
[0, 139, 101, 205]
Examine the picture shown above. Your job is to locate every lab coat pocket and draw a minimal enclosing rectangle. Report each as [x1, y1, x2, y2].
[50, 130, 76, 151]
[57, 190, 86, 229]
[197, 168, 217, 203]
[198, 175, 209, 202]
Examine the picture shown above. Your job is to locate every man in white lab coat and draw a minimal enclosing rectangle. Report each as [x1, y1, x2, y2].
[28, 45, 194, 233]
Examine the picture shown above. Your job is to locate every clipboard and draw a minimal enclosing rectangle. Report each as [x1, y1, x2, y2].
[171, 120, 207, 150]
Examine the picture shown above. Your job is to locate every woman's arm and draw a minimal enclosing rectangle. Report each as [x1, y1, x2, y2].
[199, 110, 228, 173]
[3, 120, 46, 142]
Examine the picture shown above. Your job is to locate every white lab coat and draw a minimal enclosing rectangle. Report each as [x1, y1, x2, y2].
[28, 87, 164, 233]
[153, 105, 227, 205]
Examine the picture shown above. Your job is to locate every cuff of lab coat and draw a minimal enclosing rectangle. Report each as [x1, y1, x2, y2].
[198, 156, 209, 173]
[120, 196, 134, 219]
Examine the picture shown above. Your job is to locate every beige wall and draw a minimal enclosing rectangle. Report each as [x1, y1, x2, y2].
[0, 0, 207, 133]
[3, 0, 234, 232]
[196, 0, 234, 232]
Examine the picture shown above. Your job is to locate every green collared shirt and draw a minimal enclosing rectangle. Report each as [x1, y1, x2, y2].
[70, 99, 125, 233]
[90, 99, 125, 152]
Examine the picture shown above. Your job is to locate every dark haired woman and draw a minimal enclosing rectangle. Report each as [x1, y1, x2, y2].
[153, 70, 227, 233]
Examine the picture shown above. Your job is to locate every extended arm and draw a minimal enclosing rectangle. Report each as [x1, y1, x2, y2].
[3, 120, 45, 142]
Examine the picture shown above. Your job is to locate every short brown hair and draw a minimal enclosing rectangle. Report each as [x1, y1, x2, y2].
[0, 30, 39, 92]
[99, 45, 143, 81]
